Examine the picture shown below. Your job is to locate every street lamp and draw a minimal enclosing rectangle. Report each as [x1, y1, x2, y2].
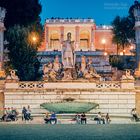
[120, 52, 123, 56]
[104, 52, 108, 56]
[130, 45, 134, 56]
[28, 32, 39, 46]
[101, 38, 107, 55]
[32, 36, 37, 42]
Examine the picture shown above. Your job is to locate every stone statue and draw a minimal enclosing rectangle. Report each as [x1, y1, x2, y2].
[43, 64, 50, 78]
[53, 56, 62, 72]
[6, 70, 19, 81]
[0, 7, 6, 22]
[121, 70, 134, 80]
[83, 67, 100, 80]
[81, 56, 86, 73]
[43, 63, 57, 81]
[62, 32, 75, 68]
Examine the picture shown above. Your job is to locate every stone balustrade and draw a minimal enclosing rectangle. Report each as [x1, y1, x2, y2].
[5, 80, 134, 90]
[46, 18, 94, 24]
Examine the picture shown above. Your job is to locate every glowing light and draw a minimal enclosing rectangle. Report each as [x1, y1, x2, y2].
[130, 46, 134, 49]
[101, 39, 106, 44]
[120, 52, 123, 56]
[28, 32, 39, 45]
[104, 52, 108, 56]
[32, 36, 37, 42]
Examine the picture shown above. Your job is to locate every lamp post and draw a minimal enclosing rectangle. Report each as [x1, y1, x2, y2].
[130, 45, 134, 56]
[28, 32, 39, 50]
[101, 39, 107, 56]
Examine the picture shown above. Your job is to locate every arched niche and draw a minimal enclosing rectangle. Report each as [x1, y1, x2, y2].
[80, 30, 90, 50]
[50, 30, 61, 50]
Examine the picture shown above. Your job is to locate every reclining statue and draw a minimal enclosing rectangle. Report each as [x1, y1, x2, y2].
[121, 70, 134, 80]
[6, 70, 19, 81]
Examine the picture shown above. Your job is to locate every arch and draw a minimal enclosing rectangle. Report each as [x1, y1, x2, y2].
[80, 30, 90, 50]
[50, 30, 61, 50]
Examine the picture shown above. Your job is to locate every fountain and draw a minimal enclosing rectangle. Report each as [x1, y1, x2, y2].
[43, 33, 100, 81]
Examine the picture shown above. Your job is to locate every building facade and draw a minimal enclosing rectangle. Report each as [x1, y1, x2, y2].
[39, 18, 134, 55]
[39, 18, 118, 54]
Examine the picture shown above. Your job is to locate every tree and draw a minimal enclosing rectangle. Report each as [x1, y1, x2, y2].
[128, 0, 140, 41]
[112, 16, 132, 55]
[6, 25, 41, 81]
[0, 0, 42, 28]
[0, 0, 43, 81]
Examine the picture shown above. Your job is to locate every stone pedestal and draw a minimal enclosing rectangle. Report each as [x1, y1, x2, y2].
[135, 69, 140, 78]
[121, 80, 135, 89]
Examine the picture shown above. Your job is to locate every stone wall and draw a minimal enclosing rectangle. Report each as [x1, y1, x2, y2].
[4, 81, 135, 115]
[136, 89, 140, 115]
[0, 92, 4, 115]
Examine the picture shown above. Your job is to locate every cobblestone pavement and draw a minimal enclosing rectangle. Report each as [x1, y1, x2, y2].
[0, 124, 140, 140]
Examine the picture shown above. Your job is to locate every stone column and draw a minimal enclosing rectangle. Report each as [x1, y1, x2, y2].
[136, 28, 140, 69]
[60, 26, 64, 43]
[45, 25, 49, 50]
[60, 26, 64, 51]
[134, 7, 140, 77]
[75, 26, 80, 51]
[0, 7, 6, 71]
[90, 25, 95, 51]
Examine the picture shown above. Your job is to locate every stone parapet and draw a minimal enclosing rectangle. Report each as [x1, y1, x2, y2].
[4, 81, 134, 90]
[3, 80, 136, 116]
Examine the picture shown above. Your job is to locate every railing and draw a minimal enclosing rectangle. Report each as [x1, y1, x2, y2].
[96, 82, 121, 89]
[17, 81, 122, 90]
[19, 82, 44, 89]
[45, 18, 94, 24]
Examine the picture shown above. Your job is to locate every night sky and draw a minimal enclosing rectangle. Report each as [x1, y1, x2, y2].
[40, 0, 134, 25]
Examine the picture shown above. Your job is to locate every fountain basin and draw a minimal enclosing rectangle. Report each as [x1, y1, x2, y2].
[40, 102, 99, 113]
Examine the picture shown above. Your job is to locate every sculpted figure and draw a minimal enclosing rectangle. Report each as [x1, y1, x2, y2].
[53, 56, 62, 72]
[43, 63, 57, 81]
[121, 70, 134, 80]
[81, 56, 86, 73]
[62, 32, 75, 68]
[6, 70, 19, 81]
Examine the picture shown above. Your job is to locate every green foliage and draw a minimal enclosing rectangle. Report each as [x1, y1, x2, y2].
[128, 1, 140, 41]
[6, 25, 41, 81]
[110, 56, 124, 70]
[112, 16, 133, 55]
[110, 55, 136, 70]
[0, 0, 43, 81]
[41, 102, 99, 113]
[0, 0, 42, 28]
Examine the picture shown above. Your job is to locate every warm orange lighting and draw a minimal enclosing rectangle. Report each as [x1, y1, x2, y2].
[32, 36, 37, 42]
[130, 46, 134, 49]
[104, 52, 108, 56]
[120, 52, 123, 56]
[101, 39, 106, 44]
[123, 50, 126, 53]
[28, 32, 39, 45]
